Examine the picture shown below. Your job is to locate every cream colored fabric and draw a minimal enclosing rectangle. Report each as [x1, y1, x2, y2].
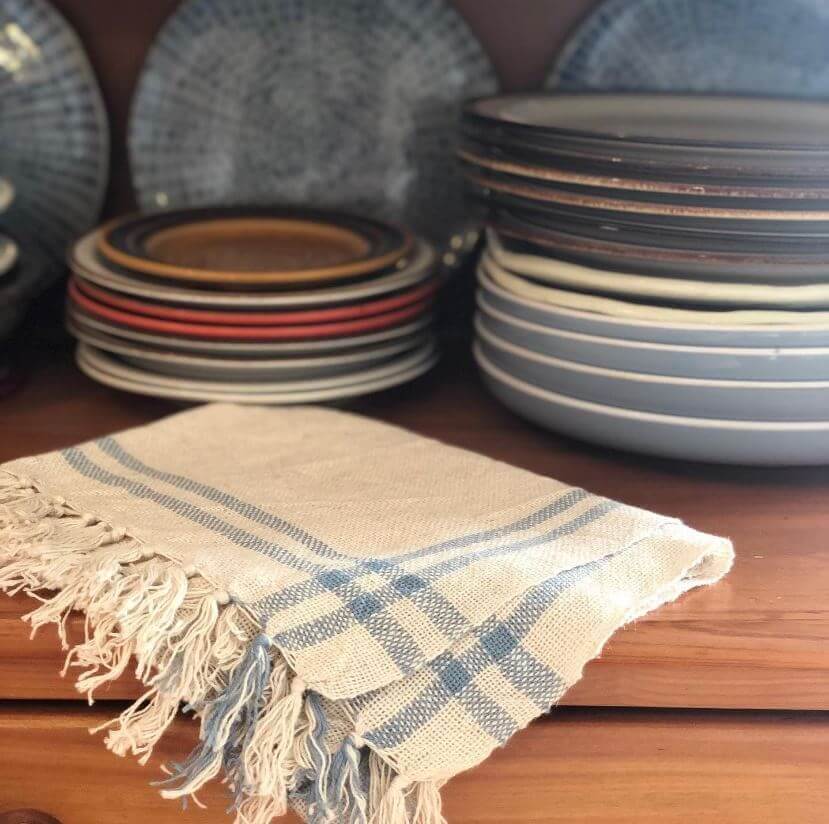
[0, 404, 734, 823]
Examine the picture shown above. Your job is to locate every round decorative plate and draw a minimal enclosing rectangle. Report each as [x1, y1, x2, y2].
[129, 0, 496, 246]
[70, 230, 437, 309]
[550, 0, 829, 97]
[97, 207, 412, 286]
[0, 0, 108, 265]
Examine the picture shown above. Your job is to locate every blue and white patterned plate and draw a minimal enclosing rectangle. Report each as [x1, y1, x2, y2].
[129, 0, 496, 247]
[0, 0, 108, 268]
[550, 0, 829, 97]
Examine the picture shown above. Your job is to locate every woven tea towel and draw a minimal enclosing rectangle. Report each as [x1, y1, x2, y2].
[0, 404, 733, 823]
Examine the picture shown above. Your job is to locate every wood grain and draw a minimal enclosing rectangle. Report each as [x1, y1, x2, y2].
[0, 705, 826, 824]
[1, 349, 827, 709]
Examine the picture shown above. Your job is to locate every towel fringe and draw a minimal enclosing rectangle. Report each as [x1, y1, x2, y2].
[0, 472, 450, 824]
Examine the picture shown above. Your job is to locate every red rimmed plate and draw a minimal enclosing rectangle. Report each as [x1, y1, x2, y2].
[67, 278, 433, 341]
[72, 274, 439, 326]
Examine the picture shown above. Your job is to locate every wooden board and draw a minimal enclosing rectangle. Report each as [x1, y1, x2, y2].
[0, 705, 826, 824]
[1, 350, 828, 709]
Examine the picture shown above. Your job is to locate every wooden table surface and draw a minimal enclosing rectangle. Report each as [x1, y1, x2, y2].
[1, 343, 827, 710]
[2, 705, 826, 824]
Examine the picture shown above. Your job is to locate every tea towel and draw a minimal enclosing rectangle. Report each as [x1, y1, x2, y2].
[0, 404, 733, 823]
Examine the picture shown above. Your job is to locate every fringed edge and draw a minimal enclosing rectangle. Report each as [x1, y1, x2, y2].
[0, 471, 446, 824]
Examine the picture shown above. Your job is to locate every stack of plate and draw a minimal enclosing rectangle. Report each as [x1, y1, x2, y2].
[67, 207, 440, 404]
[461, 94, 829, 466]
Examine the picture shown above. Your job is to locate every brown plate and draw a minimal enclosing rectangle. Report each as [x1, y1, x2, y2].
[459, 145, 829, 201]
[465, 169, 829, 221]
[98, 206, 413, 287]
[492, 212, 829, 282]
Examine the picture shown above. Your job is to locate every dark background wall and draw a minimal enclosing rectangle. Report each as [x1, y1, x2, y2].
[48, 0, 601, 216]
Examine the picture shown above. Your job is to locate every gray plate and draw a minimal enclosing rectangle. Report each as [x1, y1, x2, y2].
[129, 0, 495, 247]
[478, 267, 829, 348]
[475, 344, 829, 466]
[477, 320, 829, 422]
[476, 294, 829, 382]
[0, 0, 108, 268]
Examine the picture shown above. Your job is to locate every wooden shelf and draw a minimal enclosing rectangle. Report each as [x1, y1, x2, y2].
[1, 705, 826, 823]
[1, 344, 827, 710]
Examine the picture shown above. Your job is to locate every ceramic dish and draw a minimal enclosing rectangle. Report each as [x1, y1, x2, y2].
[71, 231, 437, 308]
[475, 345, 829, 466]
[462, 95, 829, 179]
[73, 272, 439, 326]
[0, 236, 18, 279]
[69, 319, 431, 382]
[491, 210, 829, 282]
[550, 0, 829, 99]
[0, 0, 108, 264]
[129, 0, 496, 247]
[477, 319, 829, 422]
[98, 207, 412, 286]
[487, 232, 829, 309]
[459, 146, 829, 202]
[67, 306, 434, 356]
[68, 278, 432, 341]
[480, 255, 829, 330]
[467, 169, 829, 224]
[477, 294, 829, 382]
[477, 266, 829, 348]
[77, 341, 439, 404]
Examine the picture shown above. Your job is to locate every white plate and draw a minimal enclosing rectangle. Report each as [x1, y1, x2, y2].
[77, 341, 439, 404]
[477, 293, 829, 381]
[479, 262, 829, 347]
[69, 230, 437, 308]
[475, 344, 829, 466]
[476, 318, 829, 422]
[69, 318, 431, 381]
[67, 306, 434, 355]
[488, 230, 829, 309]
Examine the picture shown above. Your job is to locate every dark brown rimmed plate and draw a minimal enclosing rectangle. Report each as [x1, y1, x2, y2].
[98, 206, 413, 287]
[466, 174, 829, 236]
[459, 143, 829, 203]
[492, 211, 829, 283]
[462, 94, 829, 180]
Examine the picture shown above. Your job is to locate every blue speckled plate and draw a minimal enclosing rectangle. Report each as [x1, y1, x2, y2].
[0, 0, 108, 268]
[551, 0, 829, 96]
[129, 0, 496, 247]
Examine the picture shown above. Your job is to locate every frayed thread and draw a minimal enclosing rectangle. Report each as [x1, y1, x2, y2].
[0, 473, 446, 824]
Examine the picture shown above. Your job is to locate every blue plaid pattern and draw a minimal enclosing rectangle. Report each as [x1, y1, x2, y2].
[68, 439, 620, 681]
